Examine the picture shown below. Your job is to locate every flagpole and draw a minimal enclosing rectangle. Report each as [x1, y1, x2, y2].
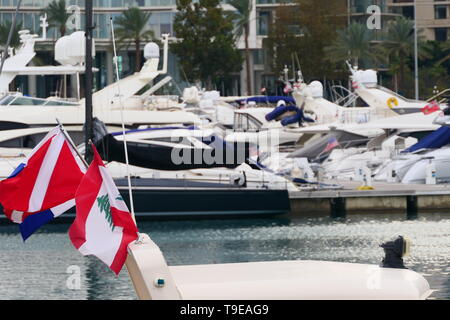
[413, 0, 419, 100]
[85, 0, 94, 163]
[56, 118, 89, 169]
[110, 18, 137, 225]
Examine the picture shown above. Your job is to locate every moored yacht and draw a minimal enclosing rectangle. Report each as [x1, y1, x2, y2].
[0, 30, 201, 136]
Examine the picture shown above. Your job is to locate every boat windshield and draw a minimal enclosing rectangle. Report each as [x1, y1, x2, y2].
[234, 113, 262, 132]
[0, 95, 78, 106]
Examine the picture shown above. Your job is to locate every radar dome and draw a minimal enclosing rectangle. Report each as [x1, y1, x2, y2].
[202, 91, 220, 101]
[183, 86, 200, 104]
[307, 81, 323, 98]
[55, 31, 95, 66]
[144, 42, 160, 60]
[55, 36, 72, 65]
[353, 69, 378, 87]
[67, 31, 95, 65]
[360, 70, 378, 87]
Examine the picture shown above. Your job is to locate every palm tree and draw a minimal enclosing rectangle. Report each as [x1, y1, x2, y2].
[324, 22, 375, 68]
[228, 0, 253, 95]
[115, 7, 154, 73]
[0, 21, 24, 92]
[0, 20, 23, 50]
[378, 17, 429, 93]
[435, 40, 450, 66]
[43, 0, 71, 37]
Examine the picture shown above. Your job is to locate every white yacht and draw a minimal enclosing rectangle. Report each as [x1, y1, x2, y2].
[0, 30, 201, 137]
[349, 66, 447, 114]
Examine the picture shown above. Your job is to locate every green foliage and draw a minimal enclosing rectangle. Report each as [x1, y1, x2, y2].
[434, 40, 450, 66]
[115, 7, 154, 72]
[43, 0, 71, 37]
[324, 22, 376, 68]
[227, 0, 252, 38]
[376, 16, 430, 96]
[414, 41, 450, 98]
[265, 0, 347, 81]
[227, 0, 252, 94]
[115, 7, 154, 46]
[172, 0, 242, 89]
[0, 20, 23, 49]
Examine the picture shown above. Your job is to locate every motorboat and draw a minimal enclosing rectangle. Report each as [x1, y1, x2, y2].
[256, 106, 439, 183]
[0, 30, 201, 136]
[127, 234, 432, 300]
[293, 77, 398, 125]
[348, 65, 448, 114]
[0, 5, 434, 300]
[322, 135, 418, 181]
[0, 123, 296, 218]
[374, 125, 450, 184]
[224, 107, 302, 151]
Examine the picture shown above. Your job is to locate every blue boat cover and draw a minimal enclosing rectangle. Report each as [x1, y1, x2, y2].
[237, 96, 296, 105]
[265, 105, 315, 126]
[403, 126, 450, 153]
[265, 105, 298, 121]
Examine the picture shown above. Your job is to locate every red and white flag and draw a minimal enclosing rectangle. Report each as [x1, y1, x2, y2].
[284, 83, 293, 94]
[324, 137, 339, 153]
[421, 100, 440, 115]
[69, 145, 138, 275]
[0, 126, 85, 240]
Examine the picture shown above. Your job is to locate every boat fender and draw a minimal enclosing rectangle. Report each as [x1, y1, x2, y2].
[265, 105, 298, 122]
[230, 172, 247, 187]
[380, 236, 411, 269]
[387, 97, 398, 109]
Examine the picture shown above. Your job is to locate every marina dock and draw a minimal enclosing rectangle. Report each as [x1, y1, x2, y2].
[289, 180, 450, 217]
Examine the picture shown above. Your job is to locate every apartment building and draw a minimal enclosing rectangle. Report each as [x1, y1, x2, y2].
[388, 0, 450, 41]
[0, 0, 288, 97]
[1, 1, 432, 97]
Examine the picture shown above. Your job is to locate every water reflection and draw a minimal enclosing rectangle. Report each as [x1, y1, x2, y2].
[0, 213, 448, 299]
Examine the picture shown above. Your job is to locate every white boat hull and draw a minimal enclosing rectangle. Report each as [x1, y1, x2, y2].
[170, 260, 431, 300]
[126, 234, 433, 300]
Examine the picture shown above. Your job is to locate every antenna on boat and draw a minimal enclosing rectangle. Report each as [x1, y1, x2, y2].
[0, 0, 22, 77]
[84, 0, 94, 163]
[110, 17, 137, 224]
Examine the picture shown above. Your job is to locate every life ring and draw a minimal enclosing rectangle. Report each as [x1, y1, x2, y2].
[387, 97, 398, 109]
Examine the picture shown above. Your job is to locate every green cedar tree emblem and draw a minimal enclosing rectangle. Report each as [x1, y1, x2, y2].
[97, 194, 115, 231]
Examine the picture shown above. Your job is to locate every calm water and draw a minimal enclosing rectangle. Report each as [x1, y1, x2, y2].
[0, 212, 449, 300]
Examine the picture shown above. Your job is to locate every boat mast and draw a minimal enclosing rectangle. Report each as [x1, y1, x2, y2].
[84, 0, 94, 162]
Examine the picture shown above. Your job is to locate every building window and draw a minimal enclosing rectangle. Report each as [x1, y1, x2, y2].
[435, 5, 447, 19]
[253, 49, 265, 65]
[435, 28, 448, 41]
[401, 6, 414, 19]
[257, 11, 270, 36]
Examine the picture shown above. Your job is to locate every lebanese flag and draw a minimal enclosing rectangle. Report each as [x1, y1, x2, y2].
[69, 145, 138, 275]
[421, 100, 440, 115]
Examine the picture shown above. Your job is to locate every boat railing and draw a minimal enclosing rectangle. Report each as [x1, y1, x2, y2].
[338, 108, 373, 124]
[331, 85, 358, 108]
[124, 172, 292, 191]
[426, 88, 450, 104]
